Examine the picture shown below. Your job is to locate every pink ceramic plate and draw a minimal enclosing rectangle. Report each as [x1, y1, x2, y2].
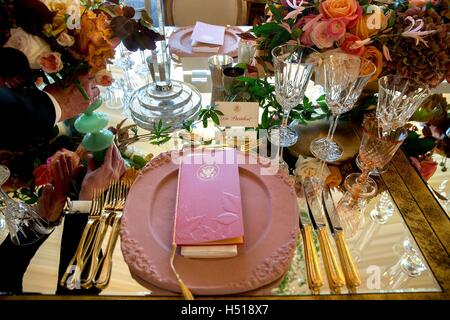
[168, 26, 242, 58]
[120, 152, 299, 295]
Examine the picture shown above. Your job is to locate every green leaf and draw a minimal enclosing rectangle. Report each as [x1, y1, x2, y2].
[291, 27, 302, 39]
[267, 4, 283, 22]
[387, 9, 396, 28]
[211, 112, 220, 125]
[214, 110, 224, 116]
[408, 131, 420, 140]
[252, 22, 284, 36]
[261, 107, 269, 128]
[198, 109, 207, 117]
[182, 119, 194, 132]
[234, 63, 247, 70]
[403, 137, 436, 157]
[316, 94, 326, 102]
[202, 116, 208, 128]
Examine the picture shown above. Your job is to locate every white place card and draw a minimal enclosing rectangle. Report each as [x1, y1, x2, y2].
[215, 101, 259, 127]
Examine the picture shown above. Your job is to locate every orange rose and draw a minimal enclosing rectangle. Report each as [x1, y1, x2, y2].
[340, 33, 365, 56]
[362, 46, 383, 82]
[352, 7, 388, 39]
[320, 0, 360, 26]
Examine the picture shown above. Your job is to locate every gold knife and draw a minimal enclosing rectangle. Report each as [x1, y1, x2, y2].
[322, 187, 361, 293]
[299, 184, 323, 294]
[303, 177, 345, 294]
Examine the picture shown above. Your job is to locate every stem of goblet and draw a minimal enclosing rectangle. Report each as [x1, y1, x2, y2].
[325, 114, 335, 140]
[329, 114, 340, 142]
[281, 109, 290, 129]
[357, 170, 369, 184]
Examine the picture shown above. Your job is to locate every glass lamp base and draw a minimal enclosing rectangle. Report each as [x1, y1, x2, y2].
[310, 137, 343, 162]
[268, 126, 298, 148]
[344, 173, 378, 198]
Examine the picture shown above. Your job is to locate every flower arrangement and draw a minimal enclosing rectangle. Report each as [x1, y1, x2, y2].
[0, 0, 164, 201]
[250, 0, 449, 86]
[0, 0, 163, 91]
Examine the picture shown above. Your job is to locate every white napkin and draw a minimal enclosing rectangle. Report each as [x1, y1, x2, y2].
[191, 21, 225, 53]
[67, 200, 92, 213]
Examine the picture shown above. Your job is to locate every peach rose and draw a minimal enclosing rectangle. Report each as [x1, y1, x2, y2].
[38, 52, 63, 73]
[310, 21, 334, 49]
[320, 0, 360, 26]
[95, 69, 113, 86]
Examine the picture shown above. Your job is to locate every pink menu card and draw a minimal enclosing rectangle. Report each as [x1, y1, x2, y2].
[174, 149, 244, 246]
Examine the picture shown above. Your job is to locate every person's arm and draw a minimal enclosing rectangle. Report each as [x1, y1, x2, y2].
[0, 154, 77, 294]
[0, 87, 56, 150]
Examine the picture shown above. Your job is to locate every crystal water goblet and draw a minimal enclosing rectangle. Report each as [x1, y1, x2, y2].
[310, 53, 376, 162]
[377, 75, 430, 135]
[268, 44, 316, 171]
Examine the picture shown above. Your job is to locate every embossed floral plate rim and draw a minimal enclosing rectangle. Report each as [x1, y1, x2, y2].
[120, 151, 299, 295]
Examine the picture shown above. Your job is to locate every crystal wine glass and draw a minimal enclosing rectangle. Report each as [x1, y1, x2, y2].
[377, 75, 430, 135]
[344, 115, 408, 198]
[0, 165, 53, 245]
[268, 44, 316, 171]
[310, 53, 376, 162]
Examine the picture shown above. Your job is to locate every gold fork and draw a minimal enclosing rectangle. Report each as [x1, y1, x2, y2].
[60, 189, 104, 289]
[80, 181, 119, 289]
[93, 181, 130, 289]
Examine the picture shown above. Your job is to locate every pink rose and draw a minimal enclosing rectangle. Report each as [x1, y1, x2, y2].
[326, 18, 346, 41]
[38, 52, 63, 74]
[296, 15, 317, 46]
[310, 21, 335, 49]
[94, 69, 113, 86]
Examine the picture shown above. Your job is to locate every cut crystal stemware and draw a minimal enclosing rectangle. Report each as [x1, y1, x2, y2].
[267, 44, 316, 171]
[310, 53, 376, 162]
[344, 115, 408, 198]
[377, 75, 430, 135]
